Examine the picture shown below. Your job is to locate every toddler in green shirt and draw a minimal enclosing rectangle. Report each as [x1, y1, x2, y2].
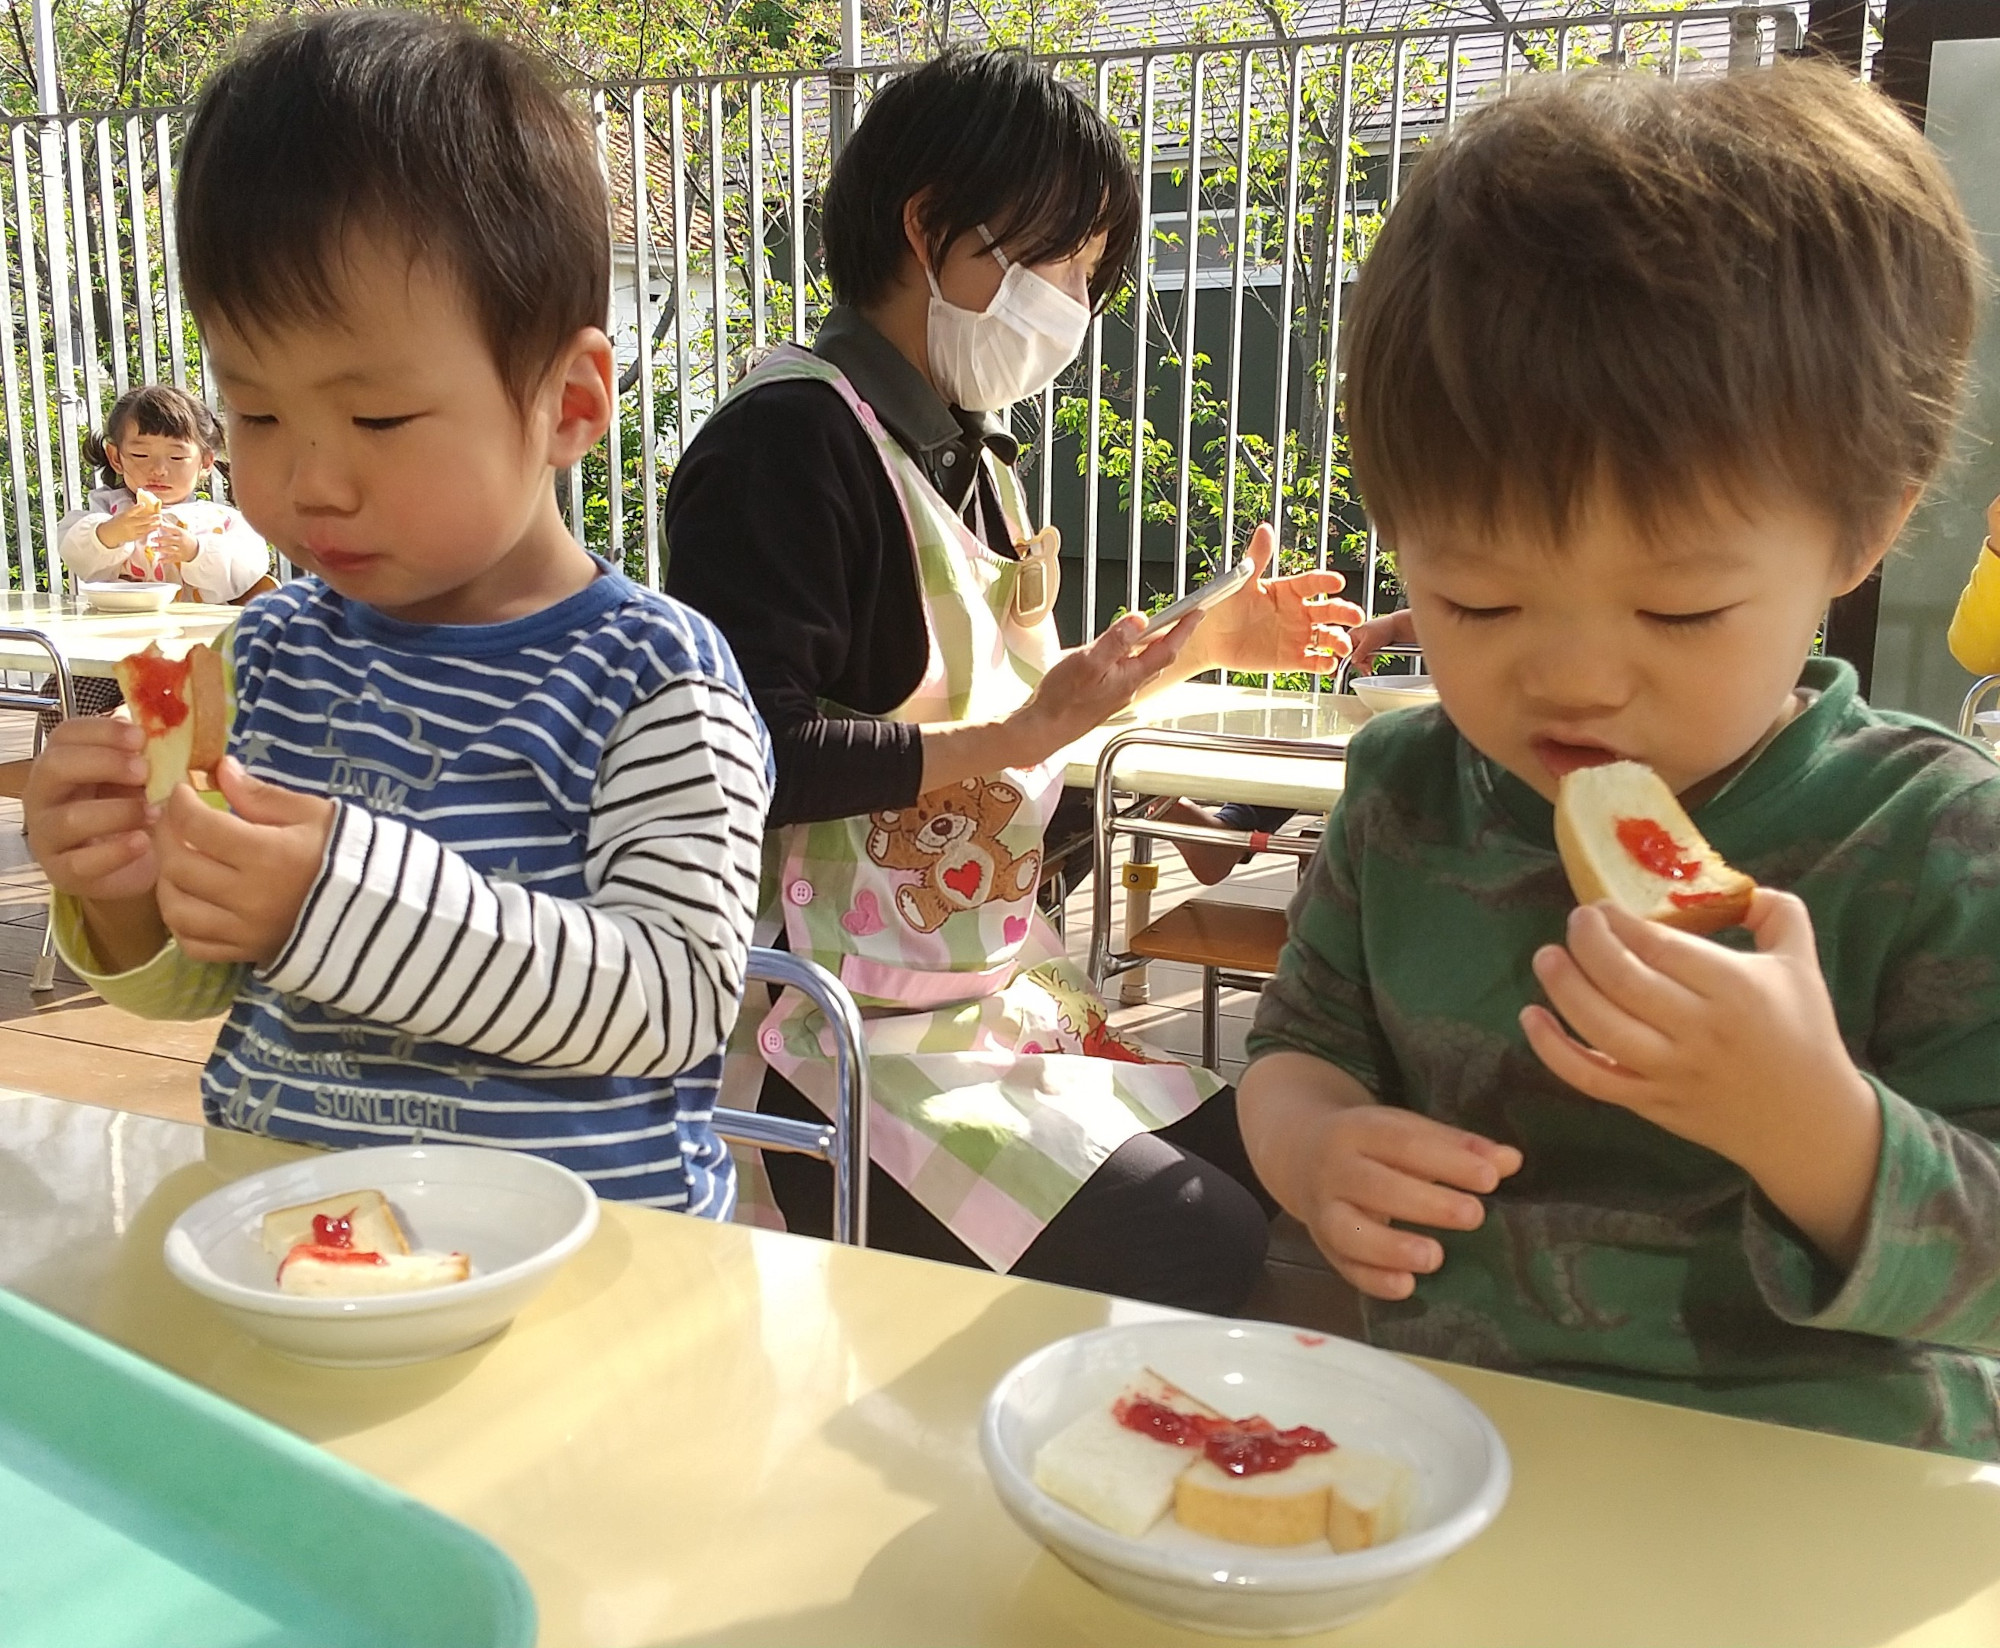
[1241, 63, 2000, 1457]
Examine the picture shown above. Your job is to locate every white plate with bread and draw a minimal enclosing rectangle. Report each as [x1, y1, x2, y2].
[981, 1318, 1509, 1638]
[164, 1144, 598, 1367]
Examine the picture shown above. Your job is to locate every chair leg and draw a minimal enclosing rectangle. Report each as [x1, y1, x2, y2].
[1201, 967, 1219, 1070]
[32, 903, 56, 992]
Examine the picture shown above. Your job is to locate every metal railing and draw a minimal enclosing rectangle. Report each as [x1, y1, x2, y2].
[0, 4, 1803, 633]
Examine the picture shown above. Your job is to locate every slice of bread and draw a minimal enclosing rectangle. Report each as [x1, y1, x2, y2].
[1032, 1369, 1222, 1539]
[113, 640, 228, 802]
[276, 1247, 470, 1298]
[259, 1188, 411, 1259]
[1174, 1452, 1347, 1546]
[186, 642, 227, 774]
[1555, 760, 1754, 933]
[1325, 1450, 1414, 1553]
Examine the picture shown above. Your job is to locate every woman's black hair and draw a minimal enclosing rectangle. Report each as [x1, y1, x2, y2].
[820, 47, 1143, 310]
[82, 383, 224, 489]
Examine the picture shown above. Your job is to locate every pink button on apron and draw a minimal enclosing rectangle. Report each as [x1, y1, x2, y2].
[786, 878, 814, 906]
[760, 1027, 785, 1057]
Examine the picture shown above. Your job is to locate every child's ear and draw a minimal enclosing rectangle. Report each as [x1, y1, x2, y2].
[544, 328, 613, 469]
[1836, 485, 1923, 596]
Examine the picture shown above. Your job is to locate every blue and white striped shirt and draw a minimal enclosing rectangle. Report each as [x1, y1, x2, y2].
[203, 565, 772, 1216]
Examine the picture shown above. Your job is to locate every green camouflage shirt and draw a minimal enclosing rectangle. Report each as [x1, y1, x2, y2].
[1249, 659, 2000, 1458]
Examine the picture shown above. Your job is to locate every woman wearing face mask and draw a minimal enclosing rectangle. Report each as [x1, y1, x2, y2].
[664, 48, 1362, 1310]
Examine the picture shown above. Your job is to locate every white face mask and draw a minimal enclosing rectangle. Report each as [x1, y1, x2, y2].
[925, 226, 1091, 412]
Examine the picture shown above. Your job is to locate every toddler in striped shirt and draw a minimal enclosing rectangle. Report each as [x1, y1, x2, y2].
[22, 12, 772, 1216]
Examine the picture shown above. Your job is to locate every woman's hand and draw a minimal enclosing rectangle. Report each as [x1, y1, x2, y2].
[918, 612, 1203, 793]
[1011, 610, 1204, 761]
[1191, 524, 1367, 675]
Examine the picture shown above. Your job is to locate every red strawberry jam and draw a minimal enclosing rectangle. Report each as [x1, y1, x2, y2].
[311, 1212, 355, 1248]
[1113, 1395, 1335, 1477]
[121, 649, 190, 730]
[1614, 816, 1700, 882]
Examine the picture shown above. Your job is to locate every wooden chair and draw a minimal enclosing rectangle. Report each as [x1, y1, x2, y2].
[1127, 897, 1291, 1068]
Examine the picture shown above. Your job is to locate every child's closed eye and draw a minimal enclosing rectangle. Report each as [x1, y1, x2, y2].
[1641, 606, 1733, 631]
[353, 414, 418, 432]
[1443, 601, 1518, 623]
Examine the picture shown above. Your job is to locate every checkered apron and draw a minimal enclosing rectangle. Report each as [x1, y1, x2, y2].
[719, 347, 1220, 1268]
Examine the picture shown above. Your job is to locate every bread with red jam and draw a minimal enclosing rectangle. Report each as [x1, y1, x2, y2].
[1174, 1452, 1350, 1546]
[1555, 760, 1754, 933]
[113, 640, 228, 802]
[259, 1189, 410, 1259]
[1032, 1369, 1223, 1538]
[277, 1247, 470, 1297]
[1030, 1366, 1414, 1552]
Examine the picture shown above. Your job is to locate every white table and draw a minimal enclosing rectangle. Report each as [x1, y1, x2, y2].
[0, 591, 238, 678]
[1058, 680, 1366, 812]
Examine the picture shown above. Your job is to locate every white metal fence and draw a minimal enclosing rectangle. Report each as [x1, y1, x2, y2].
[0, 4, 1804, 639]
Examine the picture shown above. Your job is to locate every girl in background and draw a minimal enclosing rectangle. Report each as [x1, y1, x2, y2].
[51, 384, 273, 717]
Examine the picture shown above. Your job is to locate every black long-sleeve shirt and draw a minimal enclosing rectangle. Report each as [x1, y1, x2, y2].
[663, 308, 1022, 826]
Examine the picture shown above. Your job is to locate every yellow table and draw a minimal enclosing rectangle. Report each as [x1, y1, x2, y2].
[5, 1089, 1999, 1648]
[0, 590, 238, 677]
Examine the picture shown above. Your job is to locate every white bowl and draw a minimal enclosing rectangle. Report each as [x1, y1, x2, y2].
[981, 1318, 1510, 1638]
[1974, 710, 2000, 748]
[164, 1144, 599, 1367]
[1349, 674, 1439, 716]
[80, 580, 177, 613]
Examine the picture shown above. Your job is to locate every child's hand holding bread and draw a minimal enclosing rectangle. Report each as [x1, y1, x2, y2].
[23, 716, 163, 906]
[152, 757, 335, 966]
[94, 487, 162, 551]
[1525, 761, 1882, 1268]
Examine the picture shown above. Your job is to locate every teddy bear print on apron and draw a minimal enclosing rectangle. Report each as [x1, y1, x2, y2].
[716, 346, 1221, 1270]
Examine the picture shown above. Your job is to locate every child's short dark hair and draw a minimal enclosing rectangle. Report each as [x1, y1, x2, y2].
[822, 47, 1142, 310]
[1340, 62, 1980, 557]
[177, 10, 608, 405]
[83, 384, 223, 487]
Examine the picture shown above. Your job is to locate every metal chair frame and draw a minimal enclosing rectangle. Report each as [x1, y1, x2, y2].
[1959, 674, 2000, 741]
[1333, 641, 1426, 693]
[715, 946, 870, 1247]
[1087, 725, 1347, 993]
[0, 628, 75, 991]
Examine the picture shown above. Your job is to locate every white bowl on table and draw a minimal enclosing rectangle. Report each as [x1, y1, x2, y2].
[164, 1144, 598, 1367]
[1348, 673, 1439, 716]
[80, 580, 177, 614]
[981, 1317, 1510, 1638]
